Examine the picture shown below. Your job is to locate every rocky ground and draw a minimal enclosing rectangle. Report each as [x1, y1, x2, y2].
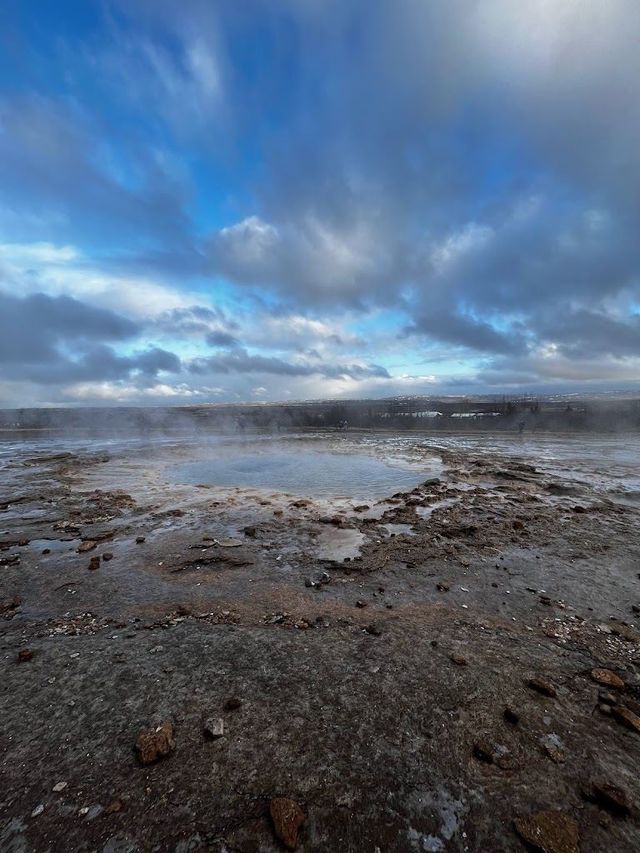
[1, 432, 640, 852]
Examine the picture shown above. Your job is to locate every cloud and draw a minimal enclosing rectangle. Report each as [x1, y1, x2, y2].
[188, 347, 389, 380]
[1, 1, 640, 402]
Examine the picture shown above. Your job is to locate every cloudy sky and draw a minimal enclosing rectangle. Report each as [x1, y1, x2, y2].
[1, 0, 639, 407]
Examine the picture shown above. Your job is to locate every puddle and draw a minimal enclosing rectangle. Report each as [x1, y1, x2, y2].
[416, 498, 460, 520]
[170, 443, 430, 499]
[315, 528, 365, 561]
[382, 523, 415, 537]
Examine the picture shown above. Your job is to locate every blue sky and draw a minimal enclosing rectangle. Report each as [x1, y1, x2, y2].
[1, 0, 639, 406]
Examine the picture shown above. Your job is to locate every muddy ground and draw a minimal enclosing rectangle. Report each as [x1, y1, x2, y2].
[1, 432, 640, 852]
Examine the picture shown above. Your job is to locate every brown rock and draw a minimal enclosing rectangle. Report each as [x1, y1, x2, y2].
[135, 721, 175, 765]
[17, 648, 33, 663]
[450, 654, 468, 666]
[513, 810, 579, 853]
[591, 668, 625, 690]
[587, 780, 631, 817]
[270, 797, 305, 850]
[527, 677, 557, 698]
[611, 705, 640, 732]
[88, 556, 100, 570]
[78, 540, 97, 553]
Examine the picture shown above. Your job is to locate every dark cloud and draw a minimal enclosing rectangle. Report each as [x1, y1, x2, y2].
[205, 330, 240, 348]
[0, 292, 179, 386]
[188, 348, 389, 380]
[0, 292, 138, 365]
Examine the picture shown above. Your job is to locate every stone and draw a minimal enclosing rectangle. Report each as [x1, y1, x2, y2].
[223, 697, 242, 712]
[203, 718, 224, 739]
[31, 804, 44, 818]
[270, 797, 305, 850]
[135, 721, 175, 765]
[589, 780, 631, 817]
[540, 734, 565, 764]
[105, 799, 124, 814]
[88, 556, 100, 570]
[17, 648, 33, 663]
[611, 705, 640, 732]
[102, 552, 114, 561]
[450, 654, 468, 666]
[365, 623, 382, 636]
[78, 540, 97, 553]
[436, 582, 450, 592]
[52, 782, 67, 792]
[355, 600, 367, 608]
[527, 677, 557, 698]
[243, 525, 257, 537]
[136, 536, 146, 544]
[591, 668, 625, 690]
[513, 810, 579, 853]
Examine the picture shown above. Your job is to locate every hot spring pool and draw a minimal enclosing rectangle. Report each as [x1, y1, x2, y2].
[169, 442, 434, 499]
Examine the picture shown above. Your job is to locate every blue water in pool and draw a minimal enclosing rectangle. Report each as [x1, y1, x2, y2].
[170, 444, 429, 498]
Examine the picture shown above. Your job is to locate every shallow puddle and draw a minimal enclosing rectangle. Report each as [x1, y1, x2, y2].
[315, 527, 365, 561]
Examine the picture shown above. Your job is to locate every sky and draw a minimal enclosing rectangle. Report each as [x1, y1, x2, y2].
[1, 0, 639, 407]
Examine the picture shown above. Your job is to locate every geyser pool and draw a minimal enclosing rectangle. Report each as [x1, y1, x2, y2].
[169, 441, 432, 498]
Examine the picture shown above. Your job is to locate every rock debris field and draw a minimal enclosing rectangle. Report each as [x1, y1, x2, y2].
[1, 431, 640, 852]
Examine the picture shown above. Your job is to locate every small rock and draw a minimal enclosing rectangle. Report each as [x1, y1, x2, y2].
[513, 809, 579, 853]
[270, 797, 305, 850]
[31, 804, 44, 818]
[590, 780, 631, 817]
[450, 654, 468, 666]
[17, 648, 33, 663]
[78, 540, 97, 553]
[85, 804, 103, 820]
[243, 525, 257, 537]
[540, 734, 565, 763]
[591, 668, 625, 690]
[102, 552, 113, 561]
[136, 536, 146, 544]
[436, 582, 450, 592]
[355, 600, 367, 608]
[135, 721, 175, 765]
[527, 677, 557, 698]
[105, 799, 124, 814]
[513, 519, 525, 530]
[223, 697, 242, 712]
[42, 548, 50, 555]
[52, 781, 67, 792]
[88, 556, 100, 570]
[203, 718, 224, 739]
[611, 705, 640, 732]
[365, 623, 382, 636]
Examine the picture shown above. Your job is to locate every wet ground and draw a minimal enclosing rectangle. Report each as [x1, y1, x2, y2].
[1, 429, 640, 852]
